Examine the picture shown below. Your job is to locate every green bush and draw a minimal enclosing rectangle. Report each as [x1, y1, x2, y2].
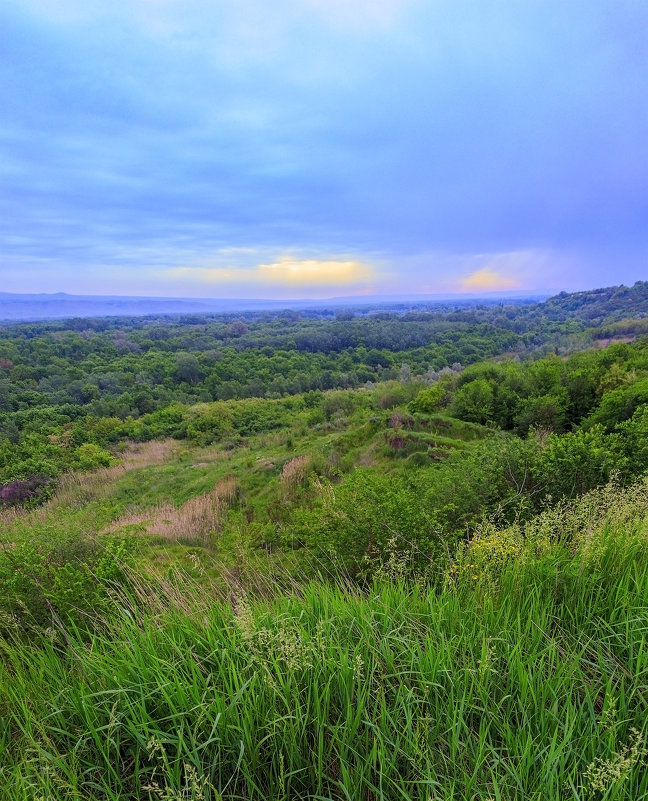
[451, 378, 495, 424]
[533, 425, 619, 499]
[295, 468, 447, 577]
[0, 523, 131, 636]
[73, 442, 114, 470]
[184, 402, 234, 444]
[408, 381, 447, 413]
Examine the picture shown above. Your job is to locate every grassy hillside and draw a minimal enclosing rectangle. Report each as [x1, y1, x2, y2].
[0, 391, 485, 598]
[1, 477, 647, 800]
[3, 280, 648, 489]
[3, 303, 648, 799]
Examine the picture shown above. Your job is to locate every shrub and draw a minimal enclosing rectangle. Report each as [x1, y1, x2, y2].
[0, 475, 51, 507]
[184, 402, 234, 444]
[295, 469, 446, 578]
[73, 443, 114, 470]
[409, 382, 447, 413]
[451, 378, 495, 424]
[0, 524, 131, 636]
[533, 425, 619, 500]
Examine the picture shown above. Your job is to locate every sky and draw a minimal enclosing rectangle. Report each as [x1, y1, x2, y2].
[1, 0, 647, 299]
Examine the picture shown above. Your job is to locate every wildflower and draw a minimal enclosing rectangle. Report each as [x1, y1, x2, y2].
[584, 728, 646, 796]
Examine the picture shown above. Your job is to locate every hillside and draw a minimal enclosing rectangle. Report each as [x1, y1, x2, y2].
[3, 280, 648, 491]
[2, 473, 647, 799]
[2, 283, 648, 799]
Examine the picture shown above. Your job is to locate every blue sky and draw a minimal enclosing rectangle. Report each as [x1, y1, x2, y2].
[1, 0, 647, 298]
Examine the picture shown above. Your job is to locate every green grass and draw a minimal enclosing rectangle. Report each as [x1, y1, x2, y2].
[2, 393, 647, 800]
[1, 488, 648, 800]
[0, 400, 488, 587]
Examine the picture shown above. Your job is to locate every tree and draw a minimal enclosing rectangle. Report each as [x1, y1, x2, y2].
[173, 353, 203, 385]
[533, 427, 617, 500]
[452, 379, 494, 424]
[514, 391, 567, 435]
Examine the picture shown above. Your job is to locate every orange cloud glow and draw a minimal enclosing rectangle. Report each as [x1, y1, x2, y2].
[165, 258, 374, 287]
[459, 267, 522, 292]
[257, 258, 372, 285]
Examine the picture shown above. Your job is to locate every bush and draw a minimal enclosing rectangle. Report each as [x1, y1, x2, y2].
[533, 426, 619, 500]
[0, 474, 51, 507]
[0, 524, 131, 636]
[295, 469, 447, 578]
[372, 381, 420, 410]
[73, 443, 114, 470]
[451, 378, 495, 424]
[424, 432, 542, 534]
[408, 381, 447, 413]
[184, 402, 234, 444]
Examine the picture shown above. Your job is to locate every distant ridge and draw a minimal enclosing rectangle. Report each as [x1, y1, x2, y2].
[0, 290, 550, 322]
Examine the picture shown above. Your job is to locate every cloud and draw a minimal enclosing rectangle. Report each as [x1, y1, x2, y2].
[165, 258, 374, 288]
[257, 258, 372, 285]
[167, 267, 249, 283]
[304, 0, 416, 30]
[2, 1, 648, 297]
[458, 267, 522, 292]
[18, 0, 417, 36]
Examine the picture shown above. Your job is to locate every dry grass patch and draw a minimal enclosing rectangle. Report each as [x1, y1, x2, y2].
[188, 444, 231, 465]
[0, 441, 180, 533]
[107, 477, 238, 545]
[120, 439, 179, 468]
[0, 506, 24, 529]
[279, 455, 311, 499]
[49, 440, 180, 510]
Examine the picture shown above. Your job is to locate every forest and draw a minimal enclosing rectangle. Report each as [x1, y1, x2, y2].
[1, 282, 648, 800]
[1, 281, 647, 488]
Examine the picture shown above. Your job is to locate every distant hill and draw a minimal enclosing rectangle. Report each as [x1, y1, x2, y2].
[0, 293, 276, 321]
[539, 281, 648, 324]
[0, 290, 548, 322]
[2, 282, 646, 324]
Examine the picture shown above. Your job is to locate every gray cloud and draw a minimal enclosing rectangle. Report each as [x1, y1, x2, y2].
[1, 0, 647, 295]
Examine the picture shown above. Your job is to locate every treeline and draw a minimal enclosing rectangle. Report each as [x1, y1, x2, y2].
[413, 340, 648, 433]
[1, 281, 647, 422]
[2, 282, 648, 490]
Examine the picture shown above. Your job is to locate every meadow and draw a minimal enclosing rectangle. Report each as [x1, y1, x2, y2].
[2, 286, 648, 799]
[1, 476, 647, 800]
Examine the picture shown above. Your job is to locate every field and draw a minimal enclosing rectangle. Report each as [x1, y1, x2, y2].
[2, 286, 648, 799]
[2, 476, 648, 800]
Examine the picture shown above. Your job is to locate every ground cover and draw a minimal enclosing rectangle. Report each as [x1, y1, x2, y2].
[1, 476, 647, 800]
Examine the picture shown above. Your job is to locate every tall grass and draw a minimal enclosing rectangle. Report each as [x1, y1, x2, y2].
[2, 488, 648, 801]
[0, 440, 179, 532]
[106, 478, 238, 546]
[51, 440, 180, 509]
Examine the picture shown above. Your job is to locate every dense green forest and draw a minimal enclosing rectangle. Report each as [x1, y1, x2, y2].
[2, 283, 648, 799]
[2, 281, 648, 487]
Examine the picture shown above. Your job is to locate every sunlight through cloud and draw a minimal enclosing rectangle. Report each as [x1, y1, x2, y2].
[459, 267, 522, 292]
[165, 258, 374, 289]
[257, 258, 373, 285]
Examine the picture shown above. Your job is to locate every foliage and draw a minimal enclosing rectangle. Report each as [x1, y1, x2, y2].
[0, 517, 131, 635]
[73, 442, 114, 470]
[0, 474, 51, 507]
[451, 377, 494, 423]
[2, 281, 648, 487]
[1, 480, 648, 798]
[294, 469, 445, 577]
[532, 426, 619, 499]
